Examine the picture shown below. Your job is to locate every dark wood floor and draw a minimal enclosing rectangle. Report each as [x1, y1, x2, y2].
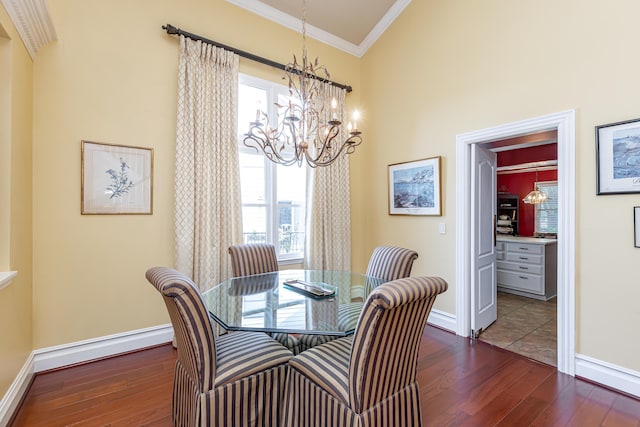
[11, 326, 640, 426]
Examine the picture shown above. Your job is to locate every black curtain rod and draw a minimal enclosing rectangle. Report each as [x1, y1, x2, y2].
[162, 24, 353, 93]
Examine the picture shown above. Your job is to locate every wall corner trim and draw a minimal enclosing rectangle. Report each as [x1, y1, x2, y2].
[575, 353, 640, 399]
[0, 352, 34, 426]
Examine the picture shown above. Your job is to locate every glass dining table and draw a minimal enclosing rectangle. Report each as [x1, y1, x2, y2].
[201, 269, 387, 336]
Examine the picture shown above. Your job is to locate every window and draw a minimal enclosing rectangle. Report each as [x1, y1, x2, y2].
[534, 181, 558, 235]
[238, 75, 306, 261]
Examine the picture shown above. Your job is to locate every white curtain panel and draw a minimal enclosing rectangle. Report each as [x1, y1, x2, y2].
[304, 83, 352, 271]
[174, 36, 243, 292]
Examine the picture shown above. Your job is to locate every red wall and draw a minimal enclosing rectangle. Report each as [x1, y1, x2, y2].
[497, 144, 557, 167]
[497, 144, 557, 237]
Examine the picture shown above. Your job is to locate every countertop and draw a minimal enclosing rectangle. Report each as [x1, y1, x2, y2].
[497, 235, 557, 245]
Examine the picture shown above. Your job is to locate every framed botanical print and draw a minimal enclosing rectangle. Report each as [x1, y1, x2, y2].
[81, 141, 153, 214]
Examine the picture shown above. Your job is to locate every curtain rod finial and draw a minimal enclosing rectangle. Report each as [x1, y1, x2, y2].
[163, 24, 179, 35]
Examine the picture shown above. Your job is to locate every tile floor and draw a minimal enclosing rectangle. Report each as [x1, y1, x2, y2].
[478, 291, 557, 366]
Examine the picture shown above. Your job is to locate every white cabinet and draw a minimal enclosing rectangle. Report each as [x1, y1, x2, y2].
[496, 237, 557, 300]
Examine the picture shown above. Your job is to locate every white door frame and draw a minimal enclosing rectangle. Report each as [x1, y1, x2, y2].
[455, 110, 576, 375]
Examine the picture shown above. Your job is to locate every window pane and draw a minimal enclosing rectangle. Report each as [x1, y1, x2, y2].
[242, 206, 267, 244]
[238, 84, 267, 136]
[277, 164, 305, 257]
[278, 203, 305, 256]
[277, 163, 305, 203]
[535, 181, 558, 234]
[239, 152, 265, 204]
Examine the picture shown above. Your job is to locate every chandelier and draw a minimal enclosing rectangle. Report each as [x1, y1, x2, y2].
[523, 170, 548, 204]
[243, 0, 363, 168]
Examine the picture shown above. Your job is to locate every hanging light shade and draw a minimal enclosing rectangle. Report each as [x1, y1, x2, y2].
[523, 170, 547, 204]
[242, 0, 362, 168]
[523, 186, 548, 204]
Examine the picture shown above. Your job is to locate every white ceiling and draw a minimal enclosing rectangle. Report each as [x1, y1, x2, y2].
[226, 0, 412, 57]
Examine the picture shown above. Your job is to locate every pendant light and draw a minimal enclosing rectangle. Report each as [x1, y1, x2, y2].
[523, 170, 547, 204]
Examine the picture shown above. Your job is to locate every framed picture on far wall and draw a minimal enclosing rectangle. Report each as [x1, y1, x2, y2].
[81, 141, 154, 214]
[635, 207, 640, 248]
[388, 156, 442, 216]
[596, 118, 640, 195]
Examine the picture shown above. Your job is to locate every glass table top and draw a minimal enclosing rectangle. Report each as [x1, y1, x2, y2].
[201, 269, 386, 336]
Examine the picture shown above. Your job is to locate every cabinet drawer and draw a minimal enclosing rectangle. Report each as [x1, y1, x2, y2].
[497, 260, 543, 275]
[496, 250, 505, 260]
[496, 241, 505, 251]
[497, 270, 544, 295]
[505, 252, 542, 265]
[505, 242, 544, 255]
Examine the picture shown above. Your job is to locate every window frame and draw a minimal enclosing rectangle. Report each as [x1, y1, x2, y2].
[238, 74, 306, 263]
[534, 180, 558, 235]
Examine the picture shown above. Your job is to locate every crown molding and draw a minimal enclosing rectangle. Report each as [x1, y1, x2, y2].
[226, 0, 411, 58]
[357, 0, 411, 57]
[0, 0, 57, 59]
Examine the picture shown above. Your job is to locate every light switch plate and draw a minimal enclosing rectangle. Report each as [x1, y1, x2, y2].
[439, 223, 446, 234]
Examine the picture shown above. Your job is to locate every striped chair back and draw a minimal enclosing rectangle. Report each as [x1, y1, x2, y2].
[146, 267, 216, 393]
[348, 276, 448, 413]
[365, 246, 418, 281]
[228, 243, 279, 277]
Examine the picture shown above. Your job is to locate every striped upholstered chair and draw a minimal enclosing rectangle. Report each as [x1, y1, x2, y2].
[228, 243, 301, 354]
[283, 276, 447, 427]
[298, 246, 420, 352]
[145, 267, 292, 427]
[366, 245, 419, 281]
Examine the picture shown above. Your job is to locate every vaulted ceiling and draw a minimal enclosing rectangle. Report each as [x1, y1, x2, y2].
[226, 0, 411, 57]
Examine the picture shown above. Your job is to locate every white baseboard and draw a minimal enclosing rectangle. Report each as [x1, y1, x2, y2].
[427, 309, 456, 333]
[576, 353, 640, 398]
[0, 324, 173, 426]
[33, 324, 173, 372]
[0, 352, 34, 427]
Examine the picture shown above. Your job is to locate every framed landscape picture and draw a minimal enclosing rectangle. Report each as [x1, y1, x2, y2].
[388, 156, 442, 216]
[81, 141, 153, 214]
[635, 207, 640, 248]
[596, 118, 640, 195]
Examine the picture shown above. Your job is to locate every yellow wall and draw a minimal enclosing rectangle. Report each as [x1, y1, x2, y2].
[354, 0, 640, 371]
[32, 0, 361, 348]
[0, 5, 33, 397]
[16, 0, 640, 388]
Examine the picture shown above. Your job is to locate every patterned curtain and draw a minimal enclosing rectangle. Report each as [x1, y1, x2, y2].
[304, 83, 351, 271]
[174, 36, 243, 292]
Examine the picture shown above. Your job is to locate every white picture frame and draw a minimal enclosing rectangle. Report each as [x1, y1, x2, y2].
[596, 118, 640, 195]
[388, 156, 442, 216]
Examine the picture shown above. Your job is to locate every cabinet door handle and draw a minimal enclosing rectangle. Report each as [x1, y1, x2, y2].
[518, 276, 528, 280]
[518, 247, 529, 251]
[519, 266, 528, 270]
[519, 257, 529, 260]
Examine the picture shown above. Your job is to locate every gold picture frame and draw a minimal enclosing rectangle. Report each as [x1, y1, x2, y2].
[81, 141, 153, 214]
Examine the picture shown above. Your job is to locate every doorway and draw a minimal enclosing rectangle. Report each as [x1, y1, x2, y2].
[480, 133, 558, 365]
[455, 110, 576, 375]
